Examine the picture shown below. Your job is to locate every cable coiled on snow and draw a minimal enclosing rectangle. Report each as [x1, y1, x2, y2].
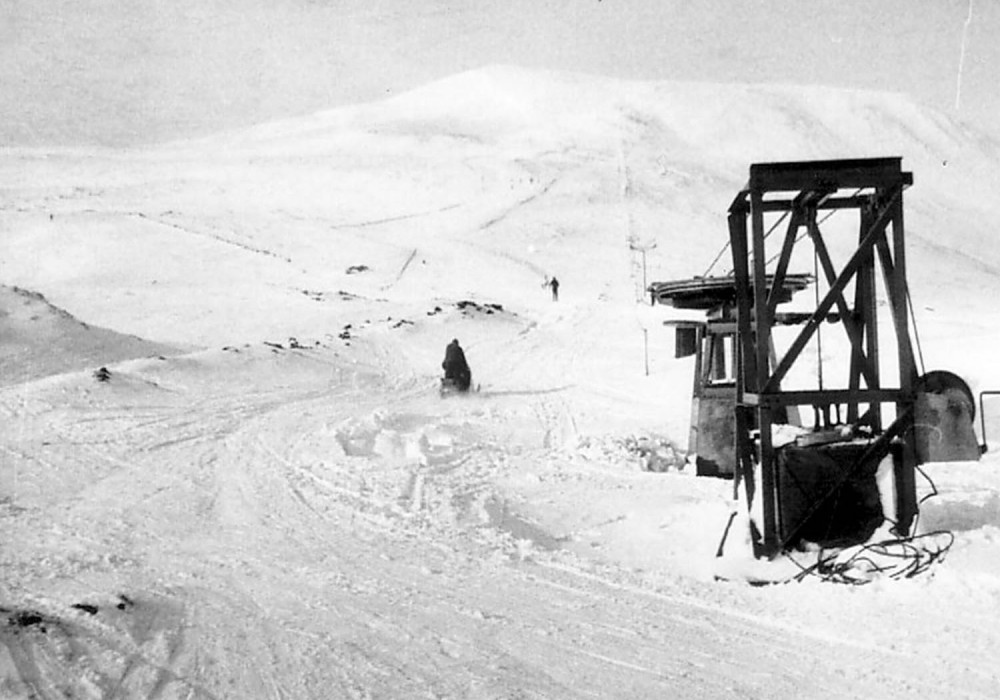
[786, 464, 954, 585]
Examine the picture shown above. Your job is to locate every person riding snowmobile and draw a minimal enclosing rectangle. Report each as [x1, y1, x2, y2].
[441, 338, 472, 392]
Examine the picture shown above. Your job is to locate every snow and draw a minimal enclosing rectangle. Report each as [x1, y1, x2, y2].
[2, 66, 1000, 698]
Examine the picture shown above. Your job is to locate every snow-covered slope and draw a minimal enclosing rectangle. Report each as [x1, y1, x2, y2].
[2, 67, 1000, 698]
[0, 285, 180, 387]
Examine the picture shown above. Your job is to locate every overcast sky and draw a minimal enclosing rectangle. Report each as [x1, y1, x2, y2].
[1, 0, 996, 146]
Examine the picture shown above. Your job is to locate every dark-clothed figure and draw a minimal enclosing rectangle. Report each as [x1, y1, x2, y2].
[442, 338, 472, 391]
[550, 276, 560, 301]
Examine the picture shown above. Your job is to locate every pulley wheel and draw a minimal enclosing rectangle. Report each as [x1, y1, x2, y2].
[915, 370, 975, 421]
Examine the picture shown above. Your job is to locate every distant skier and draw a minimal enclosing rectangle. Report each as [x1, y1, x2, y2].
[441, 338, 472, 392]
[549, 276, 560, 302]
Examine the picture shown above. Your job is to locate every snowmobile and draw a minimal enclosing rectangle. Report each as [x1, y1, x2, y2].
[441, 338, 473, 396]
[439, 373, 472, 396]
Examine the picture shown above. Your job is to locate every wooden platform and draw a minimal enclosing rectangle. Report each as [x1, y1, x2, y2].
[649, 274, 811, 310]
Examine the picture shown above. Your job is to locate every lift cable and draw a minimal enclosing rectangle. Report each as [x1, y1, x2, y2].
[786, 530, 955, 585]
[759, 190, 866, 273]
[906, 283, 927, 375]
[702, 240, 732, 278]
[712, 188, 866, 277]
[705, 209, 792, 278]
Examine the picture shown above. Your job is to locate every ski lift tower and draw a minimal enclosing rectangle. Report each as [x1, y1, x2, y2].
[729, 157, 922, 559]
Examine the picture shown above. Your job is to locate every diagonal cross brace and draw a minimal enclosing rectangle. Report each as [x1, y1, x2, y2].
[763, 186, 902, 393]
[806, 215, 878, 389]
[765, 209, 804, 319]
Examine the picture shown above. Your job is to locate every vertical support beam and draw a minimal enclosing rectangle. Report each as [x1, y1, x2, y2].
[729, 203, 759, 544]
[891, 193, 915, 384]
[852, 205, 881, 429]
[758, 405, 778, 556]
[889, 190, 918, 534]
[688, 324, 705, 459]
[892, 435, 918, 535]
[750, 191, 772, 393]
[730, 207, 756, 394]
[847, 276, 862, 425]
[874, 188, 916, 384]
[848, 219, 863, 423]
[749, 190, 779, 556]
[734, 405, 754, 501]
[766, 209, 802, 318]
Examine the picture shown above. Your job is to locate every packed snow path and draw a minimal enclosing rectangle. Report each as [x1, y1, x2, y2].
[3, 338, 999, 699]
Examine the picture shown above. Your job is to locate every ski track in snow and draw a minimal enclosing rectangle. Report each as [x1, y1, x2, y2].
[129, 211, 293, 264]
[3, 340, 998, 698]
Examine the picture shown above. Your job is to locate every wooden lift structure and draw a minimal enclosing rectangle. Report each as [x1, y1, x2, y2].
[728, 157, 924, 559]
[651, 157, 979, 562]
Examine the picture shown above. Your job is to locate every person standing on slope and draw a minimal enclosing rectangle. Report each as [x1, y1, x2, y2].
[442, 338, 472, 392]
[549, 276, 560, 302]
